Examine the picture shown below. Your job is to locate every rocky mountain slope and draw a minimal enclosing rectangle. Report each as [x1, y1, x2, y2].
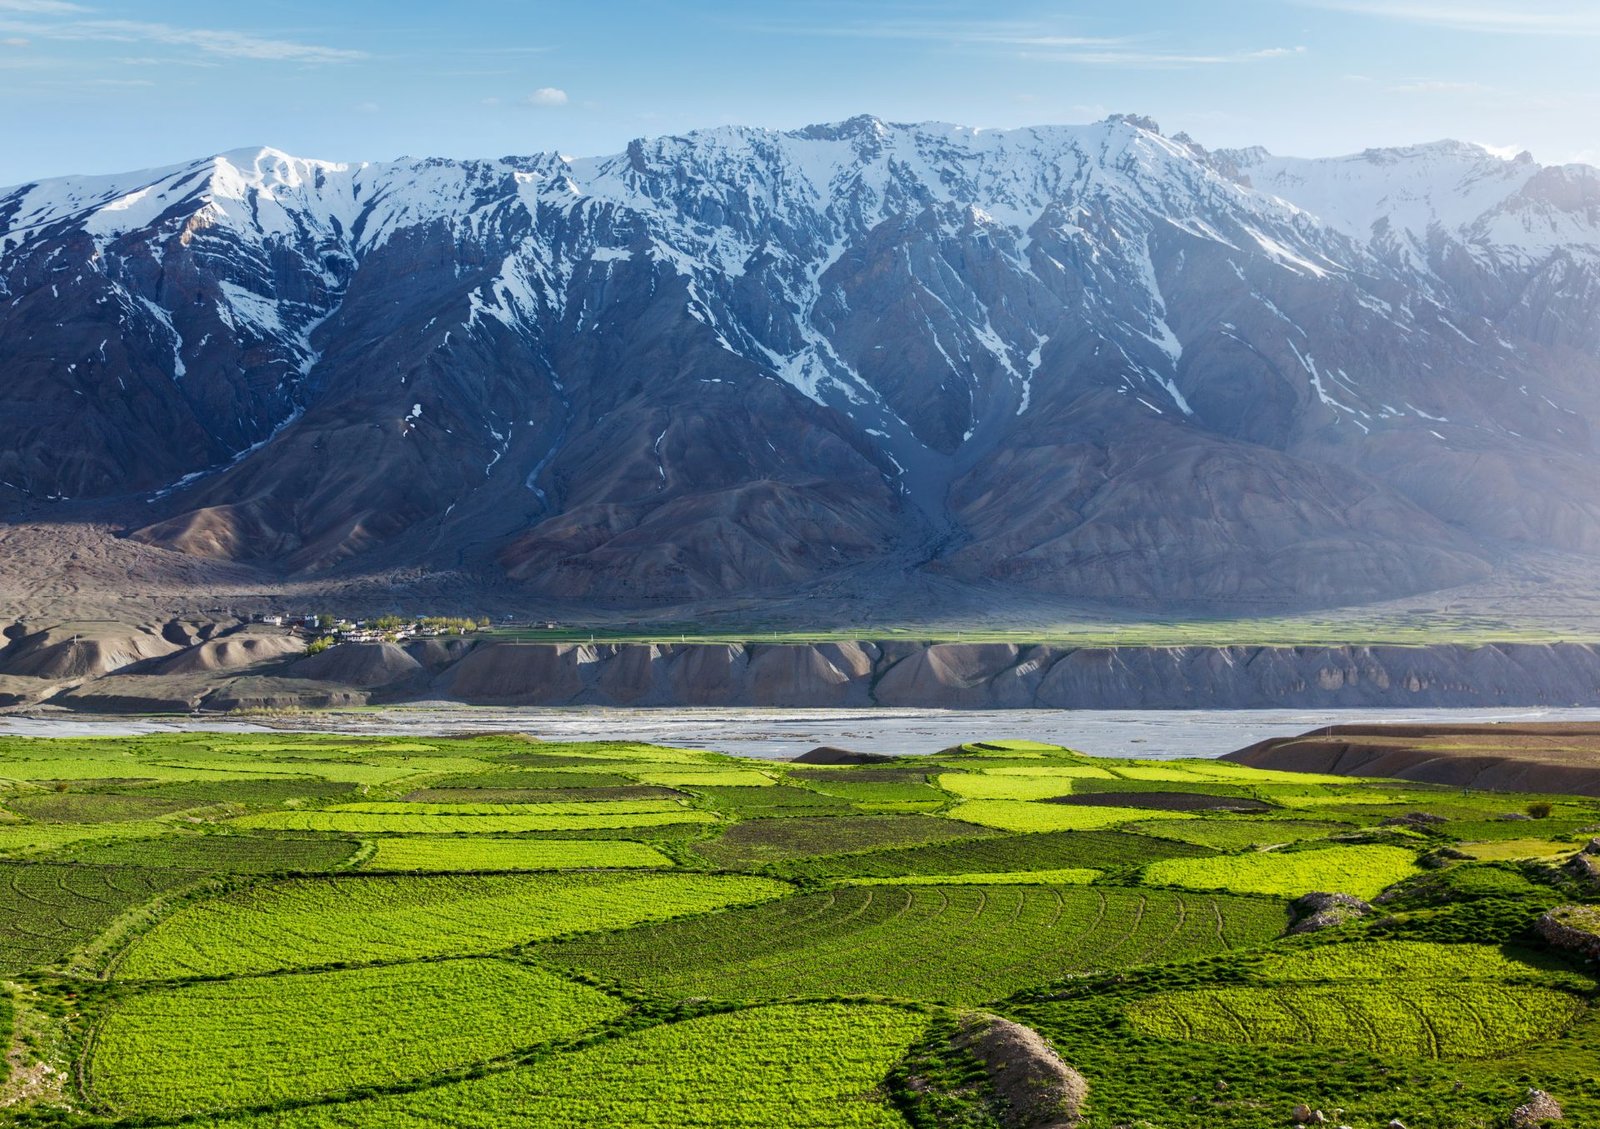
[7, 621, 1600, 713]
[4, 115, 1599, 611]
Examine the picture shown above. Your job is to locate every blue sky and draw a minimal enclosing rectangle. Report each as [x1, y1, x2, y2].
[1, 0, 1596, 184]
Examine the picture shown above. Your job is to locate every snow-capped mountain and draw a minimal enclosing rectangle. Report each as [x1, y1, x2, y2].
[4, 114, 1599, 607]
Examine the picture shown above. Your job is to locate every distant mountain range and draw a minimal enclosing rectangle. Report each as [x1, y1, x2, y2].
[4, 113, 1599, 611]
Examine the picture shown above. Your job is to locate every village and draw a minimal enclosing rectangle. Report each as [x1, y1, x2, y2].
[251, 613, 492, 645]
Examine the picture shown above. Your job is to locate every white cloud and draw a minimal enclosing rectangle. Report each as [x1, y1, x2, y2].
[527, 86, 567, 106]
[1302, 1, 1600, 35]
[2, 35, 27, 45]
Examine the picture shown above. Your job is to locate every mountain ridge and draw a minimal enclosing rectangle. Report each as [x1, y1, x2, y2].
[4, 113, 1599, 615]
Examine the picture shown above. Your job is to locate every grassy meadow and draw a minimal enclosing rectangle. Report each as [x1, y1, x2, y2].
[0, 730, 1598, 1126]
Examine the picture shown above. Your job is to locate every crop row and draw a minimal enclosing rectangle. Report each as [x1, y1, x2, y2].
[62, 833, 362, 874]
[691, 813, 996, 868]
[0, 861, 194, 974]
[536, 883, 1285, 1004]
[115, 872, 790, 979]
[777, 828, 1212, 880]
[1126, 981, 1584, 1058]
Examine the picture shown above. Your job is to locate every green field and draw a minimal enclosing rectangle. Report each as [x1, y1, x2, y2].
[0, 861, 197, 973]
[230, 807, 718, 833]
[114, 872, 789, 978]
[535, 883, 1286, 1004]
[1142, 843, 1423, 898]
[364, 836, 673, 871]
[193, 1003, 928, 1129]
[1126, 981, 1583, 1057]
[88, 959, 626, 1116]
[2, 729, 1598, 1128]
[951, 799, 1196, 833]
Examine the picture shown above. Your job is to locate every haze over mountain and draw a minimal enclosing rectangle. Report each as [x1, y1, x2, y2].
[3, 113, 1599, 618]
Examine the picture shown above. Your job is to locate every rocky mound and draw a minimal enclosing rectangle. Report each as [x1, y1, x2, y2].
[1288, 892, 1373, 935]
[0, 675, 59, 708]
[0, 622, 180, 680]
[1223, 723, 1600, 797]
[952, 1013, 1086, 1129]
[791, 747, 896, 765]
[286, 642, 426, 689]
[1536, 905, 1600, 961]
[147, 629, 306, 675]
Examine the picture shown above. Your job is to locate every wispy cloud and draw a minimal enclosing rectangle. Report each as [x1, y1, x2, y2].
[0, 6, 366, 63]
[748, 16, 1305, 69]
[1302, 1, 1600, 35]
[1385, 78, 1489, 94]
[1024, 45, 1308, 68]
[0, 1, 87, 12]
[742, 16, 1125, 49]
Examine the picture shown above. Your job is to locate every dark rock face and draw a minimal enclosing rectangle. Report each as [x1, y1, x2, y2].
[5, 122, 1600, 609]
[1224, 722, 1600, 796]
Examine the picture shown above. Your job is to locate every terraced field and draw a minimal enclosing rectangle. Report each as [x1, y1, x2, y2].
[59, 834, 362, 873]
[1125, 817, 1354, 850]
[691, 813, 996, 867]
[89, 959, 626, 1116]
[536, 883, 1285, 1003]
[230, 805, 718, 834]
[115, 872, 788, 978]
[1126, 981, 1581, 1057]
[1142, 843, 1423, 898]
[364, 836, 672, 871]
[1, 728, 1597, 1129]
[1126, 941, 1595, 1058]
[193, 1003, 927, 1129]
[0, 861, 197, 973]
[952, 799, 1195, 833]
[777, 829, 1213, 880]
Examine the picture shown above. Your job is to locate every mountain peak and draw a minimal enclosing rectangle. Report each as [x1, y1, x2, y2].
[1105, 113, 1163, 135]
[794, 114, 891, 143]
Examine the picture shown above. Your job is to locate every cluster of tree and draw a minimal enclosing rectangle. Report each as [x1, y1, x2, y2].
[418, 616, 492, 633]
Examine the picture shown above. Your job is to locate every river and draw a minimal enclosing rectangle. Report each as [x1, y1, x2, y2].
[6, 704, 1600, 760]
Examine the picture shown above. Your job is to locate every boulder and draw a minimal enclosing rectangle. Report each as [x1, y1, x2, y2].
[1288, 892, 1373, 935]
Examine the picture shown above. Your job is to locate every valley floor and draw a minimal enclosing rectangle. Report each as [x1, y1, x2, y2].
[1, 728, 1599, 1127]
